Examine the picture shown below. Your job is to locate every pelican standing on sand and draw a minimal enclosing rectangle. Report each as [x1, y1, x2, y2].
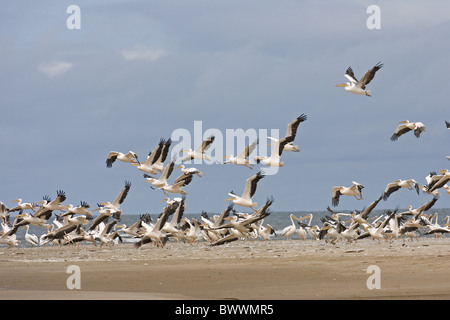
[335, 62, 383, 96]
[225, 170, 265, 211]
[390, 120, 426, 141]
[331, 181, 364, 207]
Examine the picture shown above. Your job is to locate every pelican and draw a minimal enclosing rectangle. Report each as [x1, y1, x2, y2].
[143, 158, 176, 189]
[256, 220, 276, 240]
[269, 114, 308, 152]
[106, 151, 139, 168]
[151, 138, 172, 173]
[96, 180, 132, 218]
[383, 179, 419, 201]
[335, 62, 383, 96]
[223, 139, 259, 169]
[390, 120, 426, 141]
[357, 209, 397, 243]
[425, 170, 450, 194]
[225, 170, 265, 210]
[33, 190, 67, 221]
[131, 139, 166, 174]
[175, 164, 204, 177]
[281, 214, 299, 240]
[254, 136, 293, 167]
[23, 225, 39, 247]
[181, 135, 215, 162]
[331, 181, 364, 207]
[159, 172, 194, 196]
[9, 199, 37, 212]
[60, 201, 92, 217]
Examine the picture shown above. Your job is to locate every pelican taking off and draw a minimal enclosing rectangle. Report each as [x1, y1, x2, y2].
[254, 136, 293, 167]
[335, 62, 383, 96]
[225, 170, 265, 211]
[390, 120, 426, 141]
[106, 151, 139, 168]
[223, 139, 259, 169]
[269, 114, 308, 152]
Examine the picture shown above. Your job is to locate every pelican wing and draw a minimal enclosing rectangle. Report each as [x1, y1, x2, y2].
[242, 170, 265, 199]
[413, 123, 426, 138]
[237, 139, 259, 159]
[106, 151, 119, 168]
[159, 138, 172, 163]
[344, 67, 358, 83]
[357, 62, 383, 89]
[446, 120, 450, 129]
[196, 135, 215, 153]
[383, 182, 401, 200]
[390, 125, 412, 141]
[144, 139, 165, 165]
[113, 181, 132, 207]
[285, 113, 307, 140]
[331, 187, 342, 207]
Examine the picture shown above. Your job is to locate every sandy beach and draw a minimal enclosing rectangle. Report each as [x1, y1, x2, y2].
[1, 238, 450, 300]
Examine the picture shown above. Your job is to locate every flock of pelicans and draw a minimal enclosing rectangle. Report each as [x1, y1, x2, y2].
[1, 63, 449, 249]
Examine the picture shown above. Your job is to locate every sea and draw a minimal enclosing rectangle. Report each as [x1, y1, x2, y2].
[6, 208, 450, 248]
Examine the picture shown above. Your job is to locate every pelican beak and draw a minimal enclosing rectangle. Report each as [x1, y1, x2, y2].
[174, 166, 182, 169]
[224, 198, 234, 201]
[335, 84, 347, 87]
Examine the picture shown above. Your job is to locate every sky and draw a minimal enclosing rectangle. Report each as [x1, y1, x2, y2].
[1, 1, 449, 216]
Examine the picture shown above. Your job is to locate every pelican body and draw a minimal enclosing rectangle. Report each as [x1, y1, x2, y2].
[335, 62, 383, 96]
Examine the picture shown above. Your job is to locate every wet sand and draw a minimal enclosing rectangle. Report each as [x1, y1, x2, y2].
[1, 238, 450, 300]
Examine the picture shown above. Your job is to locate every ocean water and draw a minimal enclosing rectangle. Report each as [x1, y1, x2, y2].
[6, 208, 450, 248]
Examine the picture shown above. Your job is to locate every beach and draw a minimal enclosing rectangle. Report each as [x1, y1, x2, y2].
[1, 238, 450, 300]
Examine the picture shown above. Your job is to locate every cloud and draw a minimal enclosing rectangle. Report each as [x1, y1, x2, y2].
[38, 61, 73, 78]
[120, 46, 167, 61]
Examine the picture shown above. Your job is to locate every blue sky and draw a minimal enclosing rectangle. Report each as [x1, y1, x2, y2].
[1, 1, 449, 216]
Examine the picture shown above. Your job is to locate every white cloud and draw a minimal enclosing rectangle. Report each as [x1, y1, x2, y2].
[38, 61, 73, 78]
[120, 46, 167, 61]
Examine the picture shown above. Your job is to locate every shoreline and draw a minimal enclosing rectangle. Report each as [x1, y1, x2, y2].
[1, 239, 450, 300]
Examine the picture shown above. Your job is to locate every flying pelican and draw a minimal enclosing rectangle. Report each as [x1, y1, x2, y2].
[97, 180, 132, 218]
[357, 209, 397, 243]
[159, 172, 194, 196]
[60, 201, 92, 217]
[9, 199, 37, 212]
[223, 139, 259, 169]
[106, 151, 139, 168]
[33, 190, 67, 221]
[225, 170, 265, 211]
[23, 225, 39, 247]
[152, 138, 172, 173]
[131, 139, 166, 174]
[269, 114, 308, 152]
[382, 179, 420, 201]
[181, 135, 215, 162]
[175, 164, 205, 178]
[143, 158, 176, 189]
[254, 136, 294, 167]
[425, 170, 450, 194]
[331, 181, 364, 207]
[390, 120, 426, 141]
[335, 62, 383, 96]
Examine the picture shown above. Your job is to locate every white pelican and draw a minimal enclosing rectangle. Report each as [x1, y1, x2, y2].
[399, 195, 439, 218]
[425, 170, 450, 194]
[135, 203, 176, 248]
[223, 139, 259, 169]
[281, 214, 299, 240]
[159, 172, 194, 196]
[296, 214, 313, 240]
[357, 209, 397, 243]
[335, 62, 383, 96]
[254, 136, 293, 167]
[60, 201, 92, 217]
[256, 219, 276, 240]
[97, 180, 132, 218]
[382, 179, 419, 201]
[269, 114, 308, 152]
[23, 225, 39, 247]
[143, 158, 176, 189]
[33, 190, 67, 221]
[390, 120, 426, 141]
[116, 213, 152, 238]
[181, 135, 215, 162]
[175, 164, 204, 177]
[0, 218, 19, 248]
[106, 151, 139, 168]
[225, 170, 265, 210]
[151, 138, 172, 173]
[131, 139, 166, 174]
[331, 181, 364, 207]
[9, 199, 37, 212]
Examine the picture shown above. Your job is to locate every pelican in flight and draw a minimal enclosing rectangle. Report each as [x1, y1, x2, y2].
[181, 135, 215, 162]
[331, 181, 364, 207]
[269, 114, 308, 152]
[425, 170, 450, 194]
[96, 180, 132, 219]
[383, 179, 420, 201]
[159, 172, 194, 196]
[390, 120, 426, 141]
[223, 139, 259, 169]
[131, 139, 166, 174]
[335, 62, 383, 96]
[143, 158, 176, 189]
[225, 170, 265, 211]
[175, 164, 204, 177]
[106, 151, 139, 168]
[9, 199, 37, 212]
[60, 201, 92, 217]
[254, 136, 293, 167]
